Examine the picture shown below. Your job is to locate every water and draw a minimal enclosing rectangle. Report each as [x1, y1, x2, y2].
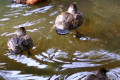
[0, 0, 120, 80]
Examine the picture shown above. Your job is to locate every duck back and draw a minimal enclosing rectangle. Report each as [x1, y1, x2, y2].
[85, 74, 100, 80]
[55, 12, 74, 30]
[7, 34, 33, 54]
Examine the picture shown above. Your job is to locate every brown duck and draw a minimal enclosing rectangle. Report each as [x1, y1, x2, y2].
[54, 2, 84, 35]
[85, 68, 109, 80]
[9, 0, 47, 4]
[7, 27, 33, 55]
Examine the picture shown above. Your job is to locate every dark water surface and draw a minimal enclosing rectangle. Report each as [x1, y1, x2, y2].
[0, 0, 120, 80]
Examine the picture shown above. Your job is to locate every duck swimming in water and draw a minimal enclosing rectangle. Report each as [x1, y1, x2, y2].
[9, 0, 47, 4]
[54, 2, 84, 35]
[9, 0, 26, 4]
[85, 68, 108, 80]
[7, 27, 33, 55]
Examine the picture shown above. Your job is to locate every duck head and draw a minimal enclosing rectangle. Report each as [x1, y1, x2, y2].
[17, 27, 26, 36]
[96, 68, 108, 79]
[68, 2, 78, 14]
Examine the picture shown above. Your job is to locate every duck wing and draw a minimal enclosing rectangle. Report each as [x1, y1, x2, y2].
[19, 35, 33, 50]
[85, 74, 100, 80]
[55, 12, 73, 30]
[8, 34, 19, 47]
[72, 12, 84, 28]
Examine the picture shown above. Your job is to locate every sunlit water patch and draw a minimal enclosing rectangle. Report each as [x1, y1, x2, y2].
[0, 63, 6, 69]
[0, 24, 4, 26]
[4, 4, 29, 17]
[64, 68, 120, 80]
[0, 70, 49, 80]
[0, 0, 120, 80]
[1, 31, 17, 36]
[5, 53, 48, 69]
[7, 4, 27, 8]
[48, 49, 120, 80]
[23, 5, 53, 16]
[13, 18, 46, 28]
[50, 11, 58, 16]
[0, 18, 10, 21]
[35, 48, 69, 63]
[49, 68, 120, 80]
[79, 37, 100, 41]
[27, 28, 38, 32]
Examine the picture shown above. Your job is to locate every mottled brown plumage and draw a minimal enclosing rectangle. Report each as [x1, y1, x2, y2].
[85, 68, 108, 80]
[7, 27, 33, 54]
[14, 0, 26, 4]
[55, 2, 84, 34]
[10, 0, 47, 4]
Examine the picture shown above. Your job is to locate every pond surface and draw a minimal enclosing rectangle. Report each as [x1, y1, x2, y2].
[0, 0, 120, 80]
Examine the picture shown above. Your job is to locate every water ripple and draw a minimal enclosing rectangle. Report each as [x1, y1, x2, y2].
[73, 50, 120, 62]
[0, 18, 10, 21]
[62, 62, 101, 68]
[64, 68, 120, 80]
[7, 4, 27, 8]
[79, 37, 100, 41]
[23, 5, 53, 16]
[5, 53, 48, 69]
[0, 70, 49, 80]
[0, 63, 6, 68]
[49, 68, 120, 80]
[35, 48, 69, 63]
[50, 11, 58, 16]
[13, 18, 46, 28]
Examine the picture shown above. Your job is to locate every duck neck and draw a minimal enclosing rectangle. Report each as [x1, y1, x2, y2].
[68, 4, 77, 14]
[17, 31, 26, 36]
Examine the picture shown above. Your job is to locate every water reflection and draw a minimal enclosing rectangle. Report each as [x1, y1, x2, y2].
[48, 49, 120, 80]
[23, 5, 53, 16]
[7, 4, 27, 8]
[35, 48, 69, 63]
[49, 68, 120, 80]
[5, 4, 53, 17]
[5, 53, 48, 69]
[0, 70, 49, 80]
[3, 47, 120, 80]
[79, 37, 100, 41]
[13, 18, 46, 28]
[1, 31, 16, 36]
[0, 18, 10, 21]
[0, 0, 120, 80]
[0, 63, 6, 69]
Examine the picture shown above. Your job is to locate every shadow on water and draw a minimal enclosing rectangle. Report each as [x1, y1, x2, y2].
[0, 0, 120, 80]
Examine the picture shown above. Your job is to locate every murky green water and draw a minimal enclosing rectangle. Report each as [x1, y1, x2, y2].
[0, 0, 120, 80]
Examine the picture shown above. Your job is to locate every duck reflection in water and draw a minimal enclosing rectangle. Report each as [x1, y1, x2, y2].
[54, 2, 84, 38]
[7, 27, 33, 55]
[85, 68, 109, 80]
[9, 0, 47, 4]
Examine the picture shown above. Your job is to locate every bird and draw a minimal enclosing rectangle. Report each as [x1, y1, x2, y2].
[9, 0, 26, 4]
[85, 68, 109, 80]
[9, 0, 47, 4]
[7, 27, 33, 55]
[26, 0, 47, 4]
[54, 2, 84, 35]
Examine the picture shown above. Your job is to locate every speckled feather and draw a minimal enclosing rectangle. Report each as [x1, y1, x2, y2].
[7, 27, 33, 54]
[55, 3, 84, 31]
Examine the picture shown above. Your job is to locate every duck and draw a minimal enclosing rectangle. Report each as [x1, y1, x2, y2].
[54, 2, 84, 35]
[85, 68, 109, 80]
[26, 0, 47, 4]
[9, 0, 26, 4]
[9, 0, 47, 4]
[7, 27, 33, 55]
